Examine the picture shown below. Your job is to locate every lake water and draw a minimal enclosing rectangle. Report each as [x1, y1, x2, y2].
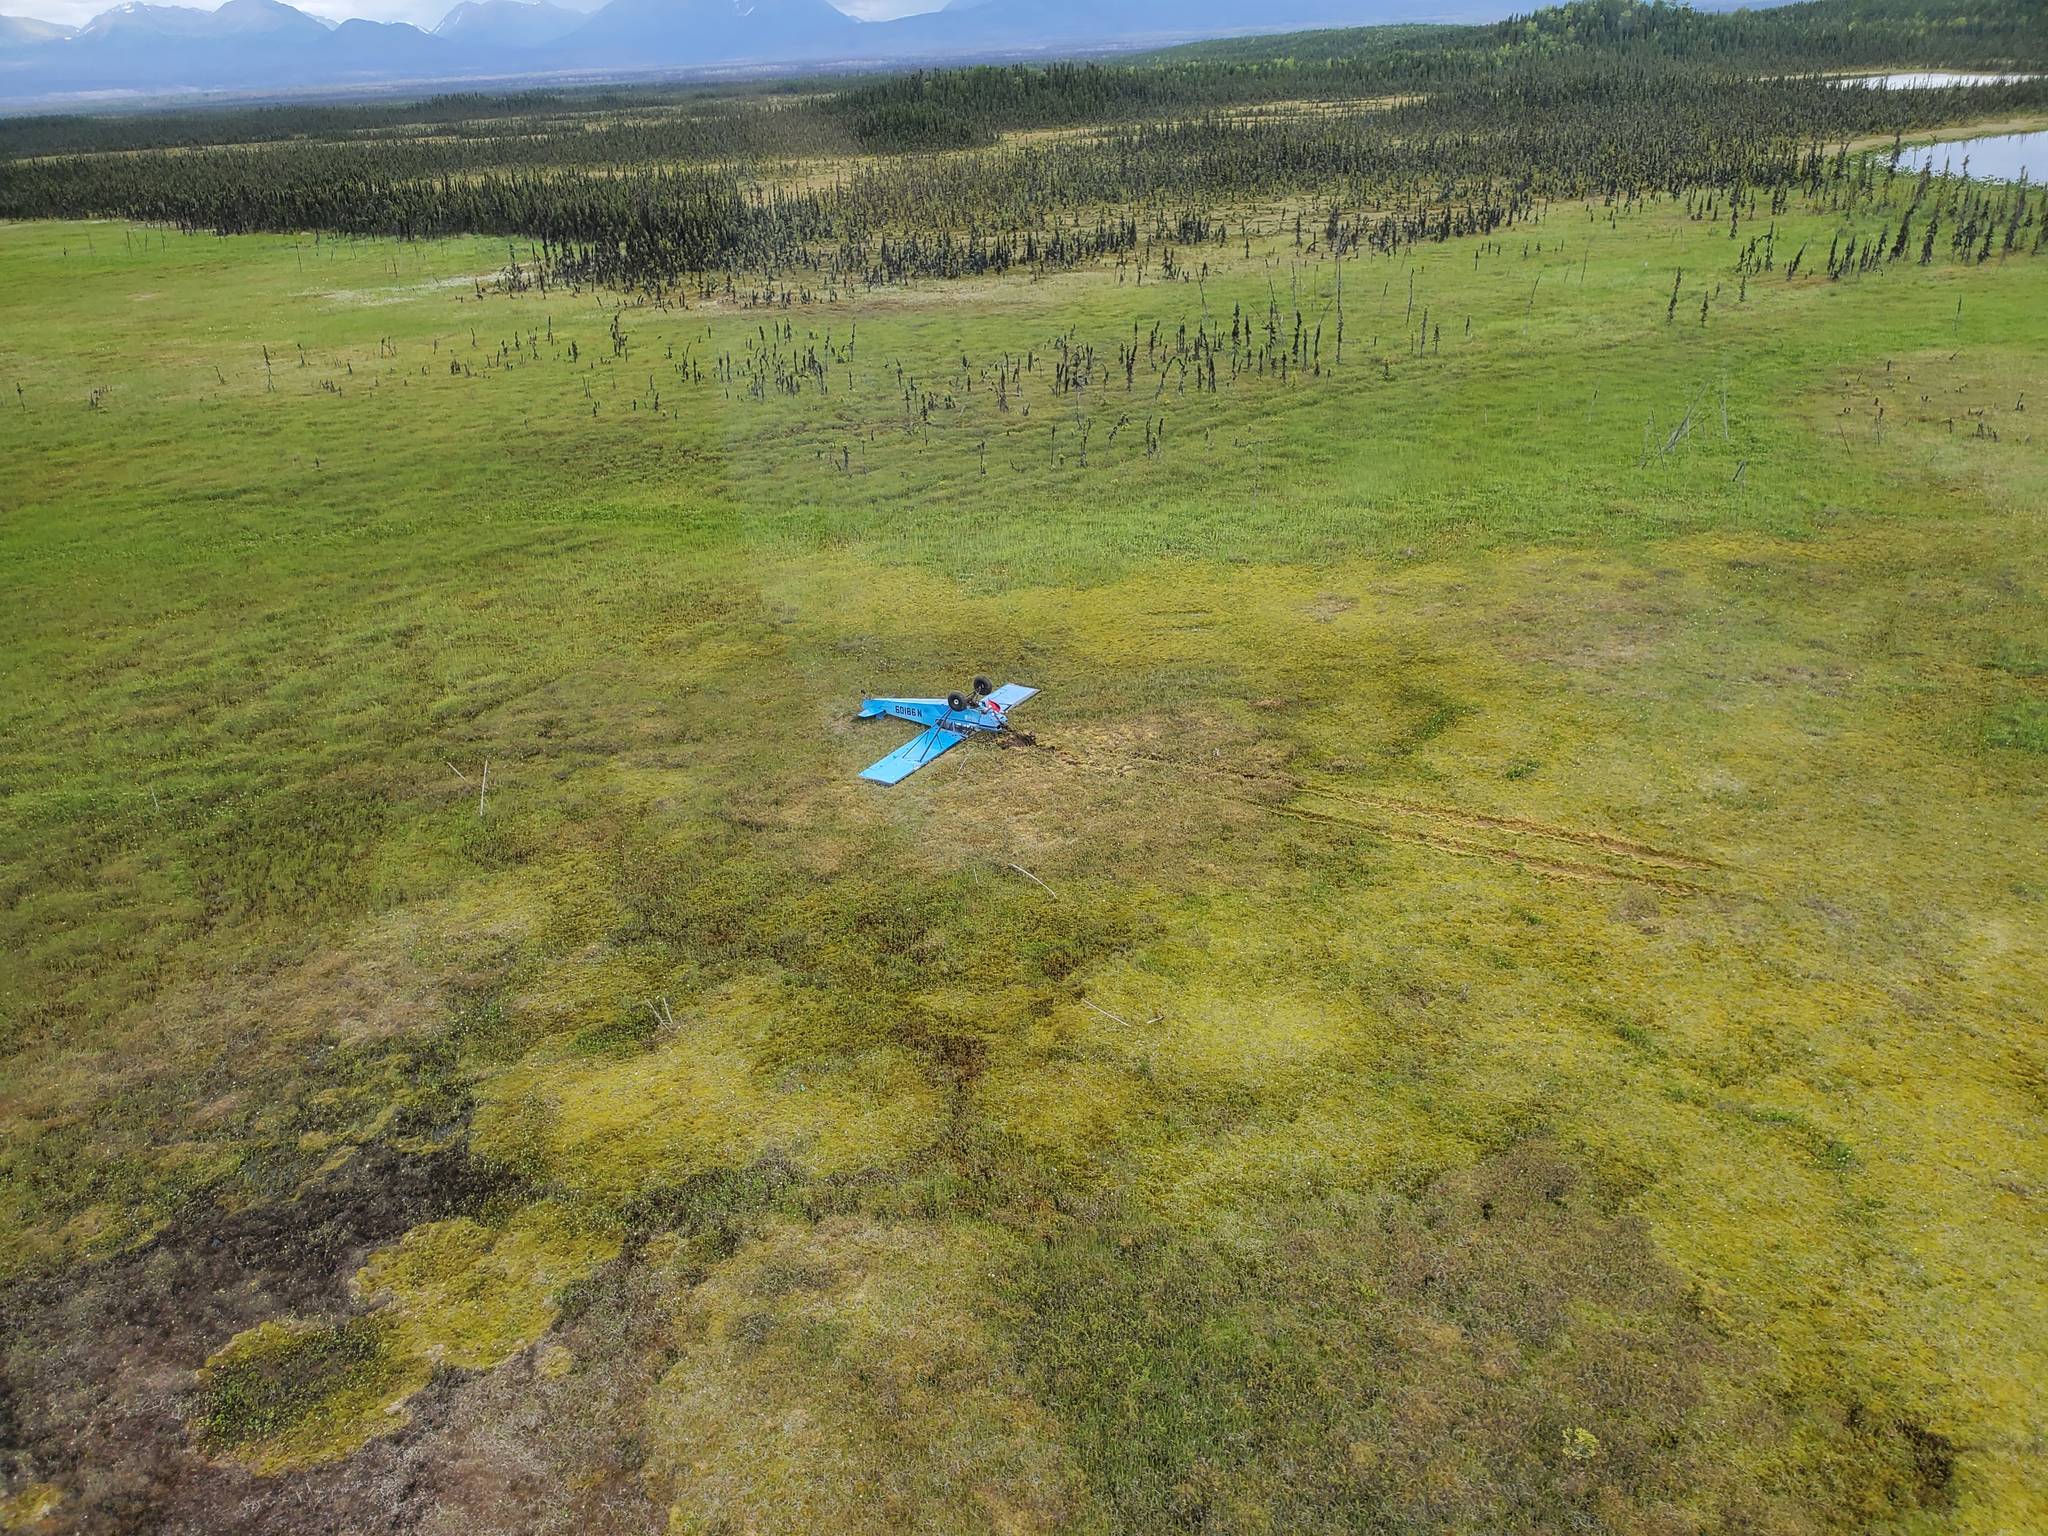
[1891, 130, 2048, 183]
[1835, 72, 2041, 89]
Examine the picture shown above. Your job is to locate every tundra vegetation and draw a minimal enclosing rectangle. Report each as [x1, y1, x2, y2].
[0, 1, 2044, 1532]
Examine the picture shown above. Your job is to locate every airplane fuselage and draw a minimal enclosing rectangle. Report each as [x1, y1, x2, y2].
[860, 697, 1008, 733]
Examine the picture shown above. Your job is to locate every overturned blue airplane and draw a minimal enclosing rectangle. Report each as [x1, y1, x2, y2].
[855, 676, 1039, 783]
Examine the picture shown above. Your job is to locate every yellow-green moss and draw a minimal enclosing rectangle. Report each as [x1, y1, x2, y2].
[645, 1216, 1075, 1535]
[197, 1200, 617, 1472]
[352, 1198, 619, 1371]
[0, 1482, 63, 1531]
[193, 1314, 429, 1474]
[472, 985, 945, 1203]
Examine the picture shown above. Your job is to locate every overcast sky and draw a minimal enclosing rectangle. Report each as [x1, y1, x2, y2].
[27, 0, 949, 30]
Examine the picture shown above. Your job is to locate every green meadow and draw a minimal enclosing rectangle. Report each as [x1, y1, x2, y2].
[1, 184, 2044, 1531]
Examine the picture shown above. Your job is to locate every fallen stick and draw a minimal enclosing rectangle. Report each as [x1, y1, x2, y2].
[1081, 998, 1133, 1028]
[1006, 862, 1059, 899]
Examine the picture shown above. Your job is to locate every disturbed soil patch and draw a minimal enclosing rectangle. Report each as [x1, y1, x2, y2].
[0, 1142, 519, 1535]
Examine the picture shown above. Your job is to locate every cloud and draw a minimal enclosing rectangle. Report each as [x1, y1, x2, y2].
[21, 0, 942, 31]
[290, 0, 453, 23]
[834, 0, 947, 17]
[28, 0, 133, 23]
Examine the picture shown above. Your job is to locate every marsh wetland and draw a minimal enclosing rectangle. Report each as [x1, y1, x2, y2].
[2, 1, 2046, 1532]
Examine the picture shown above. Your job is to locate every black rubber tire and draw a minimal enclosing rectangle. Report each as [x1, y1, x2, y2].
[973, 676, 993, 697]
[947, 691, 968, 711]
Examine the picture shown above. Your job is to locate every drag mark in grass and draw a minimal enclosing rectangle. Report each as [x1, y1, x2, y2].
[1034, 741, 1729, 889]
[1303, 785, 1725, 870]
[1265, 801, 1726, 895]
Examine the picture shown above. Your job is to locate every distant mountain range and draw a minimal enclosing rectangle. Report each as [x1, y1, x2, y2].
[0, 0, 1510, 104]
[0, 11, 74, 42]
[432, 0, 583, 51]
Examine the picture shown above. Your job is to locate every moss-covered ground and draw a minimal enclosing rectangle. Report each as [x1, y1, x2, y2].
[0, 191, 2043, 1532]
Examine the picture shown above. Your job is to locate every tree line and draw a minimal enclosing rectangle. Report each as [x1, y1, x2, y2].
[4, 0, 2043, 164]
[1, 8, 2044, 295]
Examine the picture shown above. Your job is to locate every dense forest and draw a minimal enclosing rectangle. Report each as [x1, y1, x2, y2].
[1155, 0, 2047, 69]
[5, 0, 2044, 159]
[0, 0, 2042, 291]
[843, 0, 2048, 144]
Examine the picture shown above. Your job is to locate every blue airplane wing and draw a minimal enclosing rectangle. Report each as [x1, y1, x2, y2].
[988, 684, 1037, 711]
[860, 725, 965, 784]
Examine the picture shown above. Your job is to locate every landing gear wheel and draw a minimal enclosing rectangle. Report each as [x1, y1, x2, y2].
[947, 691, 968, 711]
[973, 676, 993, 697]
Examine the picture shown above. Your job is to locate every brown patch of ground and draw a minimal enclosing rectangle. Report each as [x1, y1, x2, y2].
[0, 1144, 519, 1536]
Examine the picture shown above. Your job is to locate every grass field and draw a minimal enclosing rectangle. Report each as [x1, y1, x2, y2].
[1, 183, 2044, 1532]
